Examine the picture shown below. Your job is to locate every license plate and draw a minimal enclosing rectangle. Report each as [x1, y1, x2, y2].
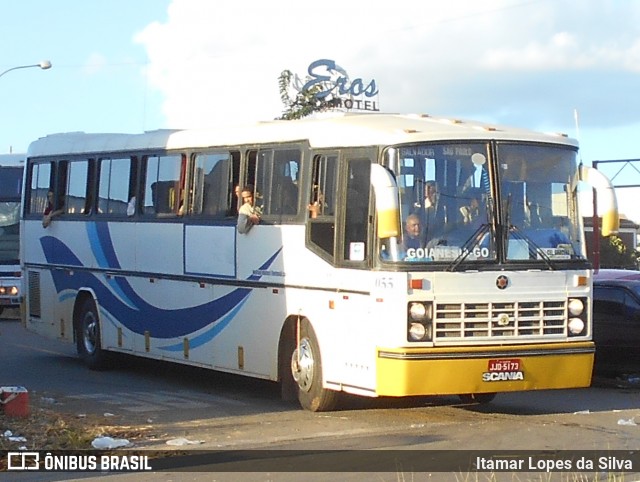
[488, 358, 521, 372]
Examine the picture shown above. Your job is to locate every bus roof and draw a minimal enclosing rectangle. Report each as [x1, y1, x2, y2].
[26, 112, 578, 158]
[0, 153, 25, 167]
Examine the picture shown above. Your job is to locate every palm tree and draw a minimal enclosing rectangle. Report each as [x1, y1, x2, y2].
[277, 69, 338, 120]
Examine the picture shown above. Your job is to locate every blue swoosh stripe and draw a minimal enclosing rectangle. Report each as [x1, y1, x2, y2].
[40, 233, 283, 341]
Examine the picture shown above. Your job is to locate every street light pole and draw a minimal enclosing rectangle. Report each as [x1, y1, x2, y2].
[0, 60, 52, 79]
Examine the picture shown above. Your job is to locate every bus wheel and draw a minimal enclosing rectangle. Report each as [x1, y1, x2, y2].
[459, 392, 496, 404]
[291, 320, 338, 412]
[76, 298, 109, 370]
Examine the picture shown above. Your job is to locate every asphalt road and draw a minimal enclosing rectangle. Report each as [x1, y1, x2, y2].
[2, 313, 640, 481]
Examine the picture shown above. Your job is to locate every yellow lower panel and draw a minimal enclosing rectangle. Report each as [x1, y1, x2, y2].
[376, 342, 594, 397]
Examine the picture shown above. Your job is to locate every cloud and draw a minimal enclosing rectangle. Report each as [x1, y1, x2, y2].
[134, 0, 640, 132]
[82, 52, 108, 76]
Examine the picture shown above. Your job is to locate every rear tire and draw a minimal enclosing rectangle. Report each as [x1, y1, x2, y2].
[76, 297, 109, 370]
[291, 319, 339, 412]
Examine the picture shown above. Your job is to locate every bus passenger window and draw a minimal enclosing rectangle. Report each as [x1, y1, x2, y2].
[191, 152, 231, 218]
[307, 154, 338, 261]
[255, 149, 300, 218]
[65, 160, 89, 214]
[98, 158, 133, 216]
[143, 155, 182, 215]
[28, 162, 52, 214]
[343, 159, 371, 261]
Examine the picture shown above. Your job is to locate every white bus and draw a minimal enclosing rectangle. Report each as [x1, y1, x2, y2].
[0, 154, 24, 317]
[21, 113, 618, 411]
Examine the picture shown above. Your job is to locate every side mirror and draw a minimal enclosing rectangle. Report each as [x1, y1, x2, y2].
[370, 164, 400, 238]
[578, 165, 619, 237]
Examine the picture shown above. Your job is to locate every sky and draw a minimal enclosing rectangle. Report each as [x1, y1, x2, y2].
[1, 0, 639, 222]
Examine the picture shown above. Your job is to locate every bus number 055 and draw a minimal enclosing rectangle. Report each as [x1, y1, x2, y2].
[375, 277, 394, 289]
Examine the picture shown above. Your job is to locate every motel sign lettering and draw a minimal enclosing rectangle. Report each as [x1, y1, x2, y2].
[301, 59, 379, 103]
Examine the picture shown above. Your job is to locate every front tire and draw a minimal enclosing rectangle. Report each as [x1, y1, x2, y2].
[291, 319, 338, 412]
[76, 297, 109, 370]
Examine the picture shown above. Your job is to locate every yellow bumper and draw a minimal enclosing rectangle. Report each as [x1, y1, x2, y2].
[376, 342, 594, 397]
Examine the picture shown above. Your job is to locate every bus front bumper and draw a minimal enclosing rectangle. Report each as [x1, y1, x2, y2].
[376, 342, 594, 397]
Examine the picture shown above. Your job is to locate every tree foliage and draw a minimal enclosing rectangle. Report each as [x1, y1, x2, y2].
[599, 235, 640, 269]
[276, 69, 338, 120]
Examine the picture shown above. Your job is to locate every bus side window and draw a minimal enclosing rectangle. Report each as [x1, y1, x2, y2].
[273, 149, 300, 216]
[343, 158, 371, 262]
[191, 152, 231, 218]
[142, 155, 182, 216]
[307, 154, 337, 261]
[65, 159, 90, 215]
[54, 160, 68, 213]
[28, 162, 52, 214]
[98, 157, 134, 216]
[227, 151, 241, 217]
[254, 148, 300, 219]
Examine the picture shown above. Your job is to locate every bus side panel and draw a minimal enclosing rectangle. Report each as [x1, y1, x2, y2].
[23, 219, 68, 341]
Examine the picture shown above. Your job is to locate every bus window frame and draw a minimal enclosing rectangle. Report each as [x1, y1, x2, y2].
[26, 160, 54, 216]
[305, 151, 339, 264]
[253, 145, 304, 223]
[139, 152, 184, 218]
[335, 148, 377, 269]
[63, 158, 92, 216]
[96, 155, 139, 218]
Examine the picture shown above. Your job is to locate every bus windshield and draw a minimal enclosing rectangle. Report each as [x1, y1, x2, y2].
[383, 142, 583, 265]
[0, 166, 22, 264]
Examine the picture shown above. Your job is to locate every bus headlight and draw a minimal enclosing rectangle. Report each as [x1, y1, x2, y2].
[408, 302, 432, 321]
[568, 298, 584, 316]
[568, 318, 585, 335]
[0, 286, 19, 296]
[409, 322, 427, 340]
[407, 302, 433, 341]
[408, 322, 433, 341]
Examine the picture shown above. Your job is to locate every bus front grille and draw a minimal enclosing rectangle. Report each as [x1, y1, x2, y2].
[434, 300, 566, 340]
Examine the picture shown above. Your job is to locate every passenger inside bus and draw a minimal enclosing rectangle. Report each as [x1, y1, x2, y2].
[401, 213, 423, 251]
[413, 180, 446, 243]
[308, 184, 325, 219]
[227, 184, 241, 217]
[42, 190, 64, 228]
[237, 185, 261, 234]
[459, 188, 485, 227]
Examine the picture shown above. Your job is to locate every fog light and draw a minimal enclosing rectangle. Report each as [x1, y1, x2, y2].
[409, 323, 427, 340]
[568, 298, 584, 316]
[568, 318, 585, 335]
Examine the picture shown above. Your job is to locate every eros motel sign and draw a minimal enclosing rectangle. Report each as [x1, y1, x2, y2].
[298, 59, 379, 112]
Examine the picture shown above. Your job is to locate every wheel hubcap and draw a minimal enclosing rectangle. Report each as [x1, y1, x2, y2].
[82, 312, 98, 355]
[291, 338, 314, 392]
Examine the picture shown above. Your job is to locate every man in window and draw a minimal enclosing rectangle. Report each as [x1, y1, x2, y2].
[401, 214, 423, 251]
[42, 190, 64, 228]
[237, 185, 261, 234]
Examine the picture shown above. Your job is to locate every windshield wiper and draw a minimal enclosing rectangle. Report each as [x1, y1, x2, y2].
[507, 224, 557, 270]
[445, 223, 492, 272]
